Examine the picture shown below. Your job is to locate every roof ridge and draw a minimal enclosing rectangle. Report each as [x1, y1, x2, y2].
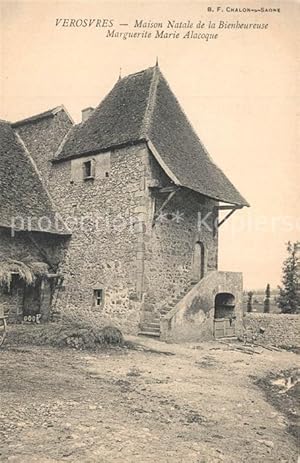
[15, 133, 72, 232]
[140, 66, 160, 138]
[12, 105, 72, 128]
[0, 123, 71, 235]
[53, 126, 75, 161]
[53, 105, 75, 124]
[121, 65, 156, 82]
[15, 133, 58, 210]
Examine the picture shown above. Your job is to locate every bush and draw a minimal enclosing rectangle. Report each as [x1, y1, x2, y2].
[6, 318, 124, 350]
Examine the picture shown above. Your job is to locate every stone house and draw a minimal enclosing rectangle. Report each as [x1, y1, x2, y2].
[0, 65, 249, 341]
[0, 115, 71, 323]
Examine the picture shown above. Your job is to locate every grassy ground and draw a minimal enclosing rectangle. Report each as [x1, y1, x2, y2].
[5, 321, 124, 349]
[0, 330, 299, 462]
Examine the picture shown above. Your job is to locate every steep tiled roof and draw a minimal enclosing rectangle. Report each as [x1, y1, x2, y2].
[55, 69, 153, 160]
[147, 71, 249, 206]
[0, 120, 70, 235]
[54, 66, 249, 206]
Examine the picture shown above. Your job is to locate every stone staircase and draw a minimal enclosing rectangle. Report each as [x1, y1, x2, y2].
[138, 282, 196, 338]
[160, 282, 196, 316]
[138, 316, 161, 338]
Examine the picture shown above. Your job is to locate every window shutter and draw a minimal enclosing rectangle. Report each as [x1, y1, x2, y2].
[90, 159, 96, 178]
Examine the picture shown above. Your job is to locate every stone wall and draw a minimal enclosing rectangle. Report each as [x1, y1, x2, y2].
[14, 110, 72, 187]
[48, 143, 148, 333]
[244, 313, 300, 347]
[46, 142, 220, 333]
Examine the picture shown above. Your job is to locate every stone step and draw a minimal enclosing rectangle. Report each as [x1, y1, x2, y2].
[138, 331, 160, 338]
[140, 325, 160, 333]
[142, 320, 160, 326]
[142, 322, 160, 328]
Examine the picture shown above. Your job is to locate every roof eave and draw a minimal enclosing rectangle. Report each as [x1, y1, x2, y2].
[177, 182, 249, 207]
[0, 223, 72, 237]
[147, 139, 249, 208]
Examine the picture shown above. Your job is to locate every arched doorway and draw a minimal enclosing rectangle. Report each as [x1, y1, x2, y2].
[214, 292, 236, 338]
[192, 241, 205, 282]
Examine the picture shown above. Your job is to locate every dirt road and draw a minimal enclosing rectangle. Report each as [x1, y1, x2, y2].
[0, 337, 298, 462]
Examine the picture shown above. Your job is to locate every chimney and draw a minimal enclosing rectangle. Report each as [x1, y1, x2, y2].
[81, 107, 94, 122]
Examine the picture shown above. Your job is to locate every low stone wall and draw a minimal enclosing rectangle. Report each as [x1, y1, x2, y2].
[243, 313, 300, 347]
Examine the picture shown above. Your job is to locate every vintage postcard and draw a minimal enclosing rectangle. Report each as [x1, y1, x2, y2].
[0, 1, 299, 462]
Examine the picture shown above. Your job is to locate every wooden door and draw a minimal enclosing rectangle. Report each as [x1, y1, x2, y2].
[214, 318, 235, 338]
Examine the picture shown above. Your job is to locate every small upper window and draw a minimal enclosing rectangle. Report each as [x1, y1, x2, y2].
[83, 159, 95, 180]
[84, 160, 91, 177]
[94, 289, 103, 307]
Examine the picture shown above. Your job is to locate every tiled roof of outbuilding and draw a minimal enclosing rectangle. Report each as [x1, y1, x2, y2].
[54, 66, 249, 206]
[0, 120, 70, 235]
[12, 105, 74, 128]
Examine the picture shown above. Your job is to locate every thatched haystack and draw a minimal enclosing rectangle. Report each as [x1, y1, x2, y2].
[26, 261, 49, 278]
[0, 259, 49, 290]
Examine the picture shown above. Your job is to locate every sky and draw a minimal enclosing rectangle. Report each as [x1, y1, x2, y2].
[0, 0, 299, 289]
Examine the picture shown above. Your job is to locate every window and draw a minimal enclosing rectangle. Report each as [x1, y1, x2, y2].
[71, 153, 111, 183]
[83, 159, 95, 180]
[84, 160, 91, 177]
[192, 241, 205, 282]
[94, 289, 103, 307]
